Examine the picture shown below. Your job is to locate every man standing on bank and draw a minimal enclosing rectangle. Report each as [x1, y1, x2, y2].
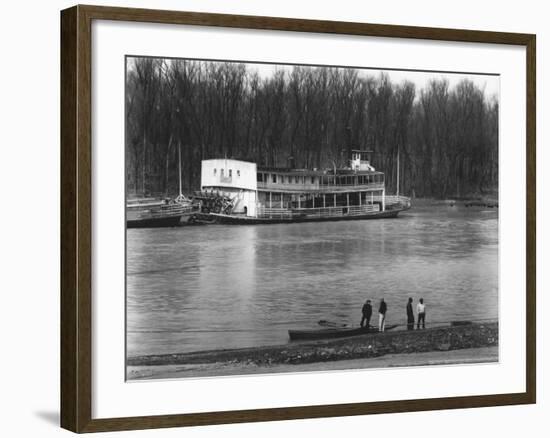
[417, 298, 426, 329]
[378, 298, 388, 332]
[406, 297, 415, 330]
[361, 299, 373, 328]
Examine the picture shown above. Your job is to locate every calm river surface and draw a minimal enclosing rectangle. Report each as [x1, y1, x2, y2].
[126, 203, 498, 357]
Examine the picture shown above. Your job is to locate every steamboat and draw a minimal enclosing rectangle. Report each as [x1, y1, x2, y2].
[198, 150, 411, 224]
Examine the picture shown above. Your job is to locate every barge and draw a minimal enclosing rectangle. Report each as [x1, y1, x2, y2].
[126, 198, 195, 228]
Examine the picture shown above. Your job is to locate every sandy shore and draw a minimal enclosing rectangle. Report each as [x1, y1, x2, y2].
[127, 346, 498, 380]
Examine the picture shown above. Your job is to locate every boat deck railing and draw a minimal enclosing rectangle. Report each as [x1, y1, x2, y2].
[257, 203, 381, 219]
[257, 181, 385, 193]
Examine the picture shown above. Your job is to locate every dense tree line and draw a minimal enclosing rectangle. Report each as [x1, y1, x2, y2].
[126, 58, 498, 198]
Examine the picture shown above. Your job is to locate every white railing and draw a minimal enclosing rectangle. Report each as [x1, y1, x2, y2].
[257, 181, 385, 192]
[257, 203, 380, 219]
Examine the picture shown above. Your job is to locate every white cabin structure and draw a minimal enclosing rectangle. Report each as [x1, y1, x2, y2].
[201, 158, 258, 217]
[198, 151, 414, 221]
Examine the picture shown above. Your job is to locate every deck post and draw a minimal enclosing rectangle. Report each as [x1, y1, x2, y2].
[281, 193, 283, 209]
[382, 189, 386, 211]
[323, 194, 326, 208]
[298, 194, 301, 209]
[346, 193, 349, 207]
[269, 192, 272, 209]
[359, 191, 362, 206]
[334, 193, 336, 207]
[313, 195, 315, 208]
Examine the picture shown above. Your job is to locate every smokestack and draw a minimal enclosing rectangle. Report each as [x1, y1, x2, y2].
[287, 156, 296, 169]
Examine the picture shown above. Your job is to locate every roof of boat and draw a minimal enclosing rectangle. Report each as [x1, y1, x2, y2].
[257, 167, 383, 176]
[200, 158, 383, 175]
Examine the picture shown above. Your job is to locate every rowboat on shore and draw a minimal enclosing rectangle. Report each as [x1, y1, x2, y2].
[288, 324, 398, 341]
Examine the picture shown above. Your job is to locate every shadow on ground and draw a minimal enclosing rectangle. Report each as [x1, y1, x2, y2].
[34, 411, 59, 427]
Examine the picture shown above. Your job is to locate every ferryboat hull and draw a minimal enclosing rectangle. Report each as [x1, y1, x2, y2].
[209, 208, 404, 225]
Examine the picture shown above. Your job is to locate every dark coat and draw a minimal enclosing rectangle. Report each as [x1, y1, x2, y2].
[362, 303, 372, 318]
[379, 301, 387, 315]
[406, 303, 414, 322]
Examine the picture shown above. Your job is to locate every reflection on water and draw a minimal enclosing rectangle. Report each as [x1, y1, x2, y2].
[126, 204, 498, 356]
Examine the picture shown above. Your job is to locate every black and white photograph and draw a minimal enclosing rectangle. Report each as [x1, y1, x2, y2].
[125, 57, 499, 380]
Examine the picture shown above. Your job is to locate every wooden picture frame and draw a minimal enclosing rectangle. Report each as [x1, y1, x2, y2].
[60, 4, 536, 433]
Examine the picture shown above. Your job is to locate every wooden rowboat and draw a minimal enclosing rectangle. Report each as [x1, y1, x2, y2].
[288, 324, 398, 341]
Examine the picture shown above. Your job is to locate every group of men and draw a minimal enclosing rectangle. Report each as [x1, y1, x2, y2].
[360, 297, 426, 332]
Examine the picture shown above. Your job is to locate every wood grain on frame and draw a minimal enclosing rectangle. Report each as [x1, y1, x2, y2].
[60, 4, 536, 433]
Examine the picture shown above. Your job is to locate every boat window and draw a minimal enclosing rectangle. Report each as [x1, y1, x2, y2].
[221, 169, 224, 177]
[295, 176, 298, 184]
[237, 170, 240, 177]
[272, 174, 277, 183]
[311, 176, 315, 184]
[213, 168, 217, 175]
[229, 169, 232, 177]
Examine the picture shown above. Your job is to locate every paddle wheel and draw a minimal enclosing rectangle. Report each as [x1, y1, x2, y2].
[193, 191, 235, 214]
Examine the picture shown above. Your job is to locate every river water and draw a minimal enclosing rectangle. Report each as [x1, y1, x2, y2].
[126, 202, 498, 357]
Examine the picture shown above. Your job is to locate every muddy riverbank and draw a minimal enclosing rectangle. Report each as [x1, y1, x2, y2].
[127, 322, 498, 379]
[128, 346, 498, 380]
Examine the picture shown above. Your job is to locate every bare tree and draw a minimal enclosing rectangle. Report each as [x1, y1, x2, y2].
[126, 59, 498, 199]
